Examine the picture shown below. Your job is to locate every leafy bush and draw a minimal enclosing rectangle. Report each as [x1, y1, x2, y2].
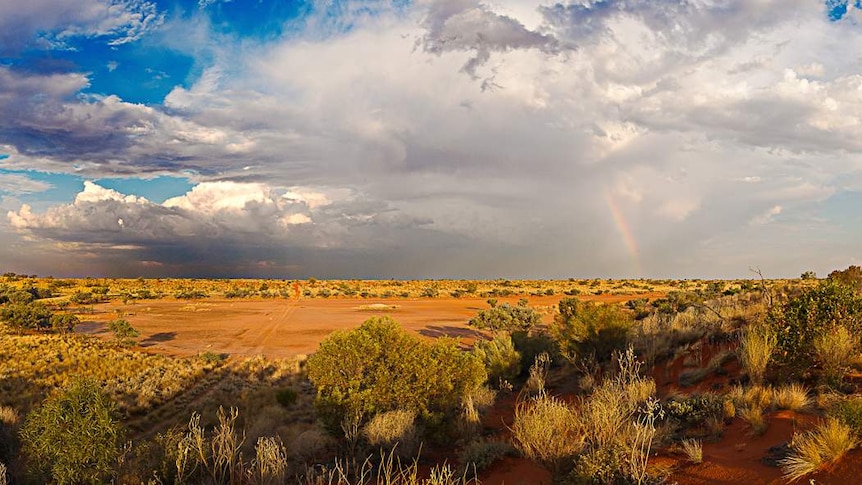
[306, 317, 487, 435]
[828, 397, 862, 436]
[49, 313, 79, 333]
[664, 394, 725, 427]
[107, 319, 140, 345]
[828, 265, 862, 291]
[473, 334, 521, 383]
[0, 302, 52, 330]
[20, 379, 123, 484]
[460, 439, 514, 472]
[69, 290, 104, 305]
[550, 298, 632, 363]
[769, 282, 862, 372]
[511, 330, 559, 370]
[275, 387, 298, 408]
[468, 302, 541, 333]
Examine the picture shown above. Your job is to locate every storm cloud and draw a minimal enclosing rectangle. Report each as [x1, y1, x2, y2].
[2, 0, 862, 278]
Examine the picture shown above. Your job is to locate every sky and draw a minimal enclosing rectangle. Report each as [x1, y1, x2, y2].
[1, 0, 862, 279]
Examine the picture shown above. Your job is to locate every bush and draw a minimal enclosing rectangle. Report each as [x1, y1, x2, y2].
[550, 298, 632, 363]
[828, 397, 862, 436]
[511, 330, 559, 370]
[769, 282, 862, 373]
[107, 319, 140, 345]
[69, 291, 103, 305]
[828, 265, 862, 291]
[0, 302, 52, 330]
[306, 317, 487, 435]
[19, 379, 123, 484]
[468, 302, 541, 333]
[49, 313, 79, 333]
[275, 387, 298, 408]
[473, 334, 521, 383]
[460, 439, 514, 472]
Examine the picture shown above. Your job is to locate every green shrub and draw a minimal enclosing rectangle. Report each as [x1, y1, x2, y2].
[473, 334, 521, 383]
[511, 330, 559, 370]
[570, 444, 629, 485]
[275, 387, 298, 408]
[107, 319, 140, 345]
[828, 265, 862, 291]
[551, 298, 632, 363]
[306, 317, 487, 435]
[49, 313, 79, 333]
[468, 302, 541, 333]
[460, 439, 514, 472]
[664, 394, 725, 427]
[20, 379, 123, 484]
[769, 282, 862, 374]
[69, 290, 103, 305]
[173, 289, 208, 299]
[828, 397, 862, 436]
[0, 302, 52, 330]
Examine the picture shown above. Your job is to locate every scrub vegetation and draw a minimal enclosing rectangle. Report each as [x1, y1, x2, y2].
[0, 267, 861, 483]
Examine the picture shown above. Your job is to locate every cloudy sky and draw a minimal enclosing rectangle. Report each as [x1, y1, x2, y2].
[1, 0, 861, 279]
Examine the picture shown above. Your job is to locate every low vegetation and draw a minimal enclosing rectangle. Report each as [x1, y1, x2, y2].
[0, 269, 861, 483]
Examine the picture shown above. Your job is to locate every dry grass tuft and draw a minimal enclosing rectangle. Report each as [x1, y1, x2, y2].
[739, 406, 768, 436]
[773, 384, 810, 411]
[737, 325, 776, 386]
[814, 326, 858, 386]
[781, 419, 856, 482]
[681, 439, 703, 464]
[511, 394, 583, 469]
[363, 410, 419, 456]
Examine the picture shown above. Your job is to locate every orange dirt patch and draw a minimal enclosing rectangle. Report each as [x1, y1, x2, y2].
[75, 294, 661, 359]
[666, 410, 803, 484]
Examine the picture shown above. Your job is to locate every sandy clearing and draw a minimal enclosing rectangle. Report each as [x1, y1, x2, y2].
[75, 293, 662, 359]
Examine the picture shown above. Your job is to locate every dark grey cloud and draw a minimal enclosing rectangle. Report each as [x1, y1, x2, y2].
[418, 0, 559, 78]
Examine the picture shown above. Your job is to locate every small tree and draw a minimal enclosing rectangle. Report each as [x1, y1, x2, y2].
[551, 298, 632, 363]
[107, 319, 140, 345]
[0, 302, 52, 331]
[49, 314, 79, 334]
[468, 302, 541, 333]
[19, 379, 123, 484]
[828, 265, 862, 291]
[307, 317, 486, 435]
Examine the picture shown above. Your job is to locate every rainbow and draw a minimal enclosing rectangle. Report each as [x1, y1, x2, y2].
[603, 189, 643, 277]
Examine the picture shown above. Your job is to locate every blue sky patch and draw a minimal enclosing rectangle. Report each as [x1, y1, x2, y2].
[94, 175, 194, 203]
